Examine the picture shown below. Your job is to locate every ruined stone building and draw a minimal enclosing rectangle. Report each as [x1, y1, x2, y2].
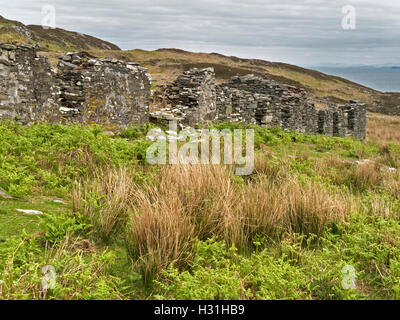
[152, 68, 367, 140]
[0, 43, 151, 131]
[0, 43, 366, 139]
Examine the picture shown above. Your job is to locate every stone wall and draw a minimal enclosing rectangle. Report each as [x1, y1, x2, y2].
[0, 43, 58, 123]
[152, 68, 367, 139]
[56, 52, 151, 130]
[316, 101, 366, 139]
[0, 43, 151, 131]
[152, 68, 216, 125]
[216, 75, 318, 134]
[0, 43, 366, 139]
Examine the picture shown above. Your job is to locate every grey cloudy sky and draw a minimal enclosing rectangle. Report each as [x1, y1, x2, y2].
[2, 1, 400, 66]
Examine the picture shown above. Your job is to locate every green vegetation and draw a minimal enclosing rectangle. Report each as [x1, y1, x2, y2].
[0, 121, 153, 197]
[0, 116, 400, 300]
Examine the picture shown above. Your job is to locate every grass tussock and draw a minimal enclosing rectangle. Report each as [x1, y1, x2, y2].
[353, 161, 383, 191]
[124, 165, 236, 283]
[238, 177, 352, 244]
[253, 152, 286, 180]
[81, 163, 356, 283]
[72, 167, 135, 242]
[125, 190, 196, 284]
[3, 118, 400, 299]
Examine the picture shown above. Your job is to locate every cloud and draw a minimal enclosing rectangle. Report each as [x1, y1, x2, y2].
[2, 0, 400, 65]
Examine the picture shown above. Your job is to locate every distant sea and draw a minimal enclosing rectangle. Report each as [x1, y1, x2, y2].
[311, 66, 400, 93]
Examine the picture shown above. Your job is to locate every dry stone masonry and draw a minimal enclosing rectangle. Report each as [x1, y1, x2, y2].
[0, 43, 151, 131]
[0, 43, 57, 123]
[151, 68, 217, 125]
[152, 68, 366, 139]
[216, 75, 317, 134]
[0, 43, 366, 139]
[56, 52, 151, 130]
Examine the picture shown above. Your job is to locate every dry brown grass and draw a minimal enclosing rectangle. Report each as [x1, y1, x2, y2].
[384, 171, 400, 200]
[72, 153, 398, 284]
[312, 154, 400, 219]
[313, 156, 393, 192]
[72, 167, 135, 242]
[124, 165, 237, 283]
[236, 176, 352, 246]
[352, 161, 383, 191]
[125, 188, 196, 284]
[311, 156, 352, 187]
[155, 165, 238, 238]
[253, 152, 286, 180]
[367, 112, 400, 146]
[377, 144, 400, 169]
[87, 164, 354, 283]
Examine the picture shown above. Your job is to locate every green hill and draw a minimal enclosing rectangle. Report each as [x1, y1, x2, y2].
[0, 15, 120, 52]
[2, 14, 399, 114]
[87, 48, 400, 115]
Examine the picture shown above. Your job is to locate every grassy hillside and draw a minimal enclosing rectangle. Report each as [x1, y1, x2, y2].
[1, 14, 399, 113]
[0, 15, 120, 52]
[89, 48, 376, 102]
[1, 113, 400, 299]
[88, 48, 400, 114]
